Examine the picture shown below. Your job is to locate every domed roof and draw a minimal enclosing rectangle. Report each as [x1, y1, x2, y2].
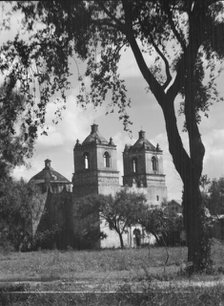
[131, 130, 156, 151]
[29, 159, 70, 184]
[82, 124, 108, 145]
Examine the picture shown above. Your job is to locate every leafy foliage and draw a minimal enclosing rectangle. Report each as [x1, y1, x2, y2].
[5, 0, 222, 129]
[140, 207, 184, 246]
[73, 194, 105, 249]
[208, 177, 224, 215]
[100, 190, 148, 248]
[0, 86, 35, 178]
[0, 179, 45, 251]
[74, 190, 148, 248]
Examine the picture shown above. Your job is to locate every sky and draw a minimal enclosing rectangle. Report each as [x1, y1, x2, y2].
[2, 4, 224, 202]
[12, 46, 224, 201]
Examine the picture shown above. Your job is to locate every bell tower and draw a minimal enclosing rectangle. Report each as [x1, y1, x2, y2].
[72, 124, 120, 198]
[123, 130, 167, 206]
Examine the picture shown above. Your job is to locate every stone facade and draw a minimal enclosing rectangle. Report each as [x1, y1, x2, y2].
[30, 124, 168, 249]
[72, 124, 167, 248]
[30, 159, 72, 194]
[123, 130, 167, 206]
[72, 124, 120, 198]
[73, 125, 167, 203]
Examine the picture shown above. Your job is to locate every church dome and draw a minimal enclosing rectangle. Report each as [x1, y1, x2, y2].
[29, 159, 70, 187]
[132, 130, 156, 151]
[82, 124, 108, 145]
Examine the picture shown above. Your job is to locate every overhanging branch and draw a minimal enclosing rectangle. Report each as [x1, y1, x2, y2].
[162, 1, 187, 52]
[122, 0, 166, 105]
[96, 0, 125, 32]
[149, 33, 172, 90]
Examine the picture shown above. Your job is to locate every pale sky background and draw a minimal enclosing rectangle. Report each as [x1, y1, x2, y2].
[2, 5, 224, 201]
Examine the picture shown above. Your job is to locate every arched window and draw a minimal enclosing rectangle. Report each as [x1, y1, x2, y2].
[152, 156, 158, 171]
[103, 151, 110, 167]
[84, 153, 89, 169]
[132, 158, 137, 173]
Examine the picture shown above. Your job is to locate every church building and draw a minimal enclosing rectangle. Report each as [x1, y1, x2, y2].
[30, 124, 167, 249]
[73, 124, 120, 198]
[123, 130, 167, 207]
[73, 124, 167, 204]
[72, 124, 167, 248]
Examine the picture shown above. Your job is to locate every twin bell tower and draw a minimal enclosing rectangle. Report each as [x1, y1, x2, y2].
[72, 124, 167, 206]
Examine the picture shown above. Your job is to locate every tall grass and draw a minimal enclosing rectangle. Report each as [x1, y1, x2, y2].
[0, 239, 223, 281]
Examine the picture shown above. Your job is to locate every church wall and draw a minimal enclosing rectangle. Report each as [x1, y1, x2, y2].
[100, 220, 156, 248]
[72, 198, 101, 249]
[74, 144, 97, 172]
[98, 171, 120, 196]
[158, 155, 164, 173]
[96, 145, 118, 171]
[145, 174, 167, 205]
[35, 189, 74, 250]
[123, 151, 147, 188]
[145, 184, 167, 206]
[123, 151, 146, 177]
[100, 219, 130, 248]
[145, 151, 164, 175]
[31, 191, 48, 236]
[73, 170, 99, 198]
[33, 125, 169, 250]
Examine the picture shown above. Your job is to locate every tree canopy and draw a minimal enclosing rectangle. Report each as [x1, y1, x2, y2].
[207, 177, 224, 215]
[100, 190, 148, 248]
[74, 190, 148, 248]
[140, 207, 184, 246]
[0, 178, 44, 251]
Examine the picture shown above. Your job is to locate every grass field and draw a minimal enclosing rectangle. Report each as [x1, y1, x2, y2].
[0, 239, 223, 281]
[0, 240, 224, 305]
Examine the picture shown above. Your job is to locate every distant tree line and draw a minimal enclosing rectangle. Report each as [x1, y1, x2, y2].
[73, 190, 185, 249]
[0, 178, 46, 252]
[1, 175, 224, 252]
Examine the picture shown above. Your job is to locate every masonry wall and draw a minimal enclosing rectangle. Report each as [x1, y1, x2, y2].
[35, 189, 74, 250]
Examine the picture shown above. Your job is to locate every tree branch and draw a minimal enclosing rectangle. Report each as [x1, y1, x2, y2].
[168, 3, 205, 181]
[205, 0, 222, 7]
[167, 40, 198, 101]
[96, 0, 125, 32]
[122, 0, 166, 106]
[92, 18, 121, 31]
[162, 1, 186, 51]
[149, 33, 172, 90]
[162, 100, 191, 182]
[121, 219, 128, 234]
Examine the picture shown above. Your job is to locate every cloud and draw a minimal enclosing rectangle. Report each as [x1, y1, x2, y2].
[37, 127, 64, 148]
[112, 130, 183, 201]
[13, 115, 184, 203]
[118, 42, 154, 79]
[202, 128, 224, 179]
[12, 96, 105, 182]
[153, 133, 183, 201]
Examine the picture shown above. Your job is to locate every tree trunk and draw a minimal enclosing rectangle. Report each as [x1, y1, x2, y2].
[126, 4, 211, 272]
[162, 98, 211, 273]
[182, 33, 211, 272]
[151, 231, 161, 246]
[183, 180, 211, 273]
[118, 232, 124, 249]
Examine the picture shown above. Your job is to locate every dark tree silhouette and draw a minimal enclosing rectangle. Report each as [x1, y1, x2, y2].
[74, 191, 147, 249]
[208, 177, 224, 215]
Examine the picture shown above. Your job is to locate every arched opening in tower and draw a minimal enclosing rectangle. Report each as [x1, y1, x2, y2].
[84, 153, 89, 169]
[103, 151, 110, 168]
[152, 156, 158, 171]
